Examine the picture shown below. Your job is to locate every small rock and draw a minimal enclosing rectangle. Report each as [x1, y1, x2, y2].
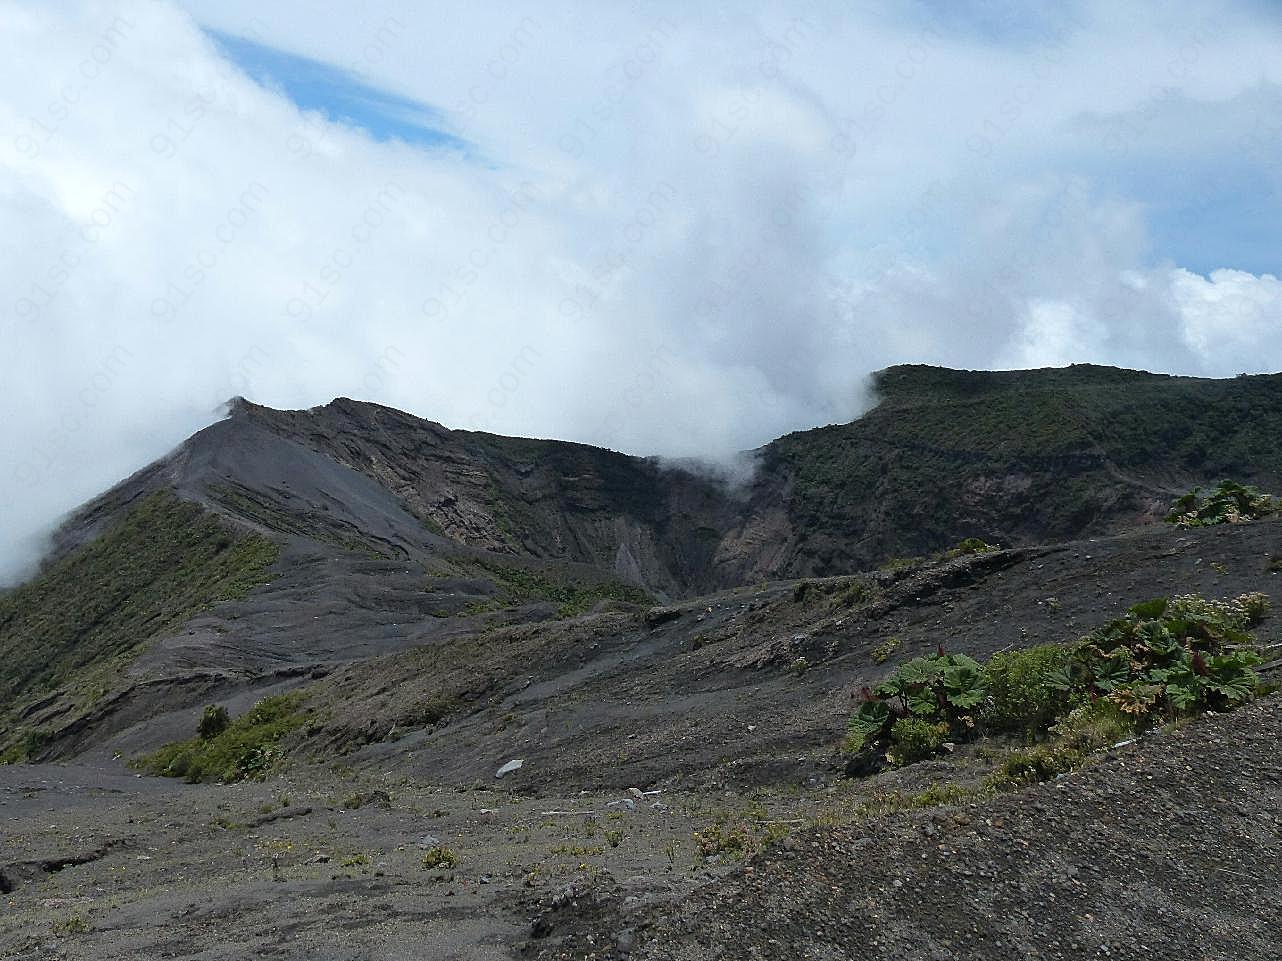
[495, 759, 525, 779]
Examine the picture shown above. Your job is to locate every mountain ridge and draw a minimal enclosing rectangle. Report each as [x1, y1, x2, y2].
[3, 363, 1282, 959]
[35, 362, 1282, 597]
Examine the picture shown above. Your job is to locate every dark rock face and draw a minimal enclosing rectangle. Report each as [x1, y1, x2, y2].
[54, 365, 1282, 600]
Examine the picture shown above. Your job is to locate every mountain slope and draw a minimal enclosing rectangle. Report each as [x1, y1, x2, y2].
[3, 364, 1282, 766]
[3, 364, 1282, 960]
[533, 694, 1282, 961]
[745, 365, 1282, 576]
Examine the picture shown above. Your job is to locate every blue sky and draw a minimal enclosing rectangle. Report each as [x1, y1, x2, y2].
[207, 29, 469, 153]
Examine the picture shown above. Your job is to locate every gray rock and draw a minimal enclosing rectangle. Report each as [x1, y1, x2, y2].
[495, 758, 525, 778]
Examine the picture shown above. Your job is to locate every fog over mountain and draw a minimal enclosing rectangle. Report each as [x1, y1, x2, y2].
[3, 0, 1282, 583]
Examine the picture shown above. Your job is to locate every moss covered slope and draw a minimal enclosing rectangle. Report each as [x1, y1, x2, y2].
[0, 490, 279, 721]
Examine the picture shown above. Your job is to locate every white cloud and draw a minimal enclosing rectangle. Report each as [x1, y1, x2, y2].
[2, 0, 1282, 582]
[1171, 267, 1282, 367]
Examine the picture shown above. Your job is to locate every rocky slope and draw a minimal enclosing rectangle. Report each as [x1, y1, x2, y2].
[2, 363, 1282, 959]
[530, 695, 1282, 961]
[0, 515, 1278, 960]
[46, 365, 1282, 595]
[6, 363, 1282, 766]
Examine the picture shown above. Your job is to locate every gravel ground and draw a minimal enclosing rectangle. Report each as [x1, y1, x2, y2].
[529, 696, 1282, 961]
[0, 761, 760, 960]
[4, 518, 1279, 959]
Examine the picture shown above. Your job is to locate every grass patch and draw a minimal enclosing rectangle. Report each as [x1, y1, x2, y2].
[131, 692, 311, 783]
[871, 636, 902, 664]
[439, 559, 652, 619]
[0, 490, 279, 760]
[421, 846, 458, 870]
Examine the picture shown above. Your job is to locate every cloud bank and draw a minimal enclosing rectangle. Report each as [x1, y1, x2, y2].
[2, 0, 1282, 582]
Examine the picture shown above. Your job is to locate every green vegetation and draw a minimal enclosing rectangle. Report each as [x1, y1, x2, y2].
[693, 822, 756, 860]
[941, 537, 999, 559]
[50, 913, 91, 935]
[843, 783, 985, 822]
[870, 636, 902, 664]
[441, 559, 652, 619]
[876, 539, 1000, 576]
[198, 705, 231, 740]
[847, 651, 987, 759]
[421, 846, 458, 870]
[132, 693, 312, 783]
[0, 490, 279, 761]
[984, 644, 1071, 736]
[845, 591, 1271, 775]
[1165, 480, 1277, 527]
[692, 821, 791, 860]
[692, 800, 792, 861]
[767, 366, 1282, 570]
[888, 717, 950, 764]
[985, 700, 1133, 789]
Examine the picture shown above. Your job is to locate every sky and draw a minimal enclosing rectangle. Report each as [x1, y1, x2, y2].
[2, 0, 1282, 582]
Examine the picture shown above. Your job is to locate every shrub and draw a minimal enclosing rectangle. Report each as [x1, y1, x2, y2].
[875, 651, 988, 728]
[198, 705, 230, 740]
[985, 700, 1134, 789]
[889, 717, 949, 765]
[984, 645, 1071, 736]
[844, 696, 892, 754]
[132, 693, 310, 783]
[421, 846, 457, 870]
[944, 537, 998, 559]
[833, 578, 876, 608]
[986, 743, 1084, 789]
[1070, 593, 1267, 722]
[1237, 591, 1271, 625]
[1165, 480, 1276, 527]
[870, 636, 902, 664]
[842, 591, 1271, 777]
[50, 913, 91, 935]
[693, 823, 755, 860]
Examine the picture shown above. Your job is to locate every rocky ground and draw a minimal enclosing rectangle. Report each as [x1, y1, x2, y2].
[4, 514, 1282, 958]
[530, 696, 1282, 961]
[3, 693, 1279, 960]
[0, 754, 931, 959]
